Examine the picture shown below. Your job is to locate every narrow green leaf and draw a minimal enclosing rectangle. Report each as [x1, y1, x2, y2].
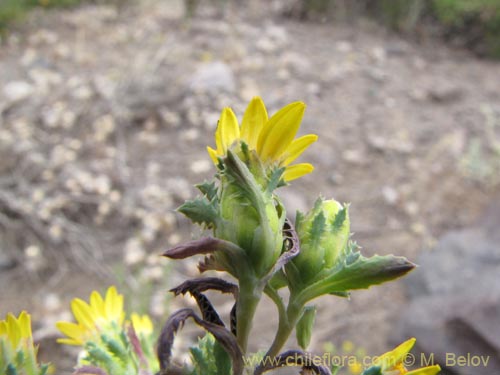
[299, 254, 416, 304]
[296, 305, 317, 349]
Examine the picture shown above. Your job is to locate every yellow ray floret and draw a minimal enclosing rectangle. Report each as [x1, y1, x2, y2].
[373, 338, 441, 375]
[0, 311, 32, 349]
[131, 313, 153, 336]
[207, 97, 317, 181]
[56, 286, 125, 346]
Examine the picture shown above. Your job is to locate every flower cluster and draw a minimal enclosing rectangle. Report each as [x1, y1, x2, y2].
[0, 311, 51, 375]
[56, 286, 158, 375]
[1, 97, 441, 375]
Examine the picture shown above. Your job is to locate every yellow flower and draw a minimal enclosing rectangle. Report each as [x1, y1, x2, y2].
[131, 313, 153, 337]
[56, 286, 124, 346]
[0, 311, 32, 349]
[348, 361, 363, 375]
[373, 338, 441, 375]
[207, 97, 317, 181]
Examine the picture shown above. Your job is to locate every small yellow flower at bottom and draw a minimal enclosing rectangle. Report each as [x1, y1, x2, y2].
[131, 313, 153, 337]
[0, 311, 32, 349]
[56, 286, 125, 346]
[1, 311, 52, 375]
[349, 361, 364, 375]
[371, 338, 441, 375]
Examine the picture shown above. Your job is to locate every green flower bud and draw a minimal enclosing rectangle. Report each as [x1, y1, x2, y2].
[215, 151, 285, 277]
[291, 198, 350, 285]
[296, 305, 316, 349]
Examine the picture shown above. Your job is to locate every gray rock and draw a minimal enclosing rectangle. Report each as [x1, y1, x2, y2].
[427, 84, 464, 103]
[405, 227, 500, 298]
[0, 250, 17, 271]
[3, 81, 34, 104]
[397, 293, 500, 375]
[397, 201, 500, 374]
[188, 61, 235, 93]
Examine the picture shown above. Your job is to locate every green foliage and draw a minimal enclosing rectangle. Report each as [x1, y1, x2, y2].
[0, 0, 114, 32]
[432, 0, 500, 57]
[376, 0, 427, 32]
[285, 0, 500, 58]
[296, 305, 316, 349]
[189, 334, 231, 375]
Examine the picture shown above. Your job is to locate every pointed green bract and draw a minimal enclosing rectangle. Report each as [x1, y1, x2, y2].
[178, 197, 218, 228]
[296, 305, 316, 349]
[216, 151, 285, 276]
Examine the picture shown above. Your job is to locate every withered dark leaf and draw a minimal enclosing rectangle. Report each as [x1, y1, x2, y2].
[261, 219, 301, 286]
[157, 308, 243, 375]
[170, 277, 239, 327]
[170, 277, 238, 296]
[127, 325, 148, 368]
[230, 302, 237, 336]
[163, 237, 222, 259]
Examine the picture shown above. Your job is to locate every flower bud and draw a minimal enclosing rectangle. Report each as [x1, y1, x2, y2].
[215, 151, 285, 277]
[291, 198, 350, 285]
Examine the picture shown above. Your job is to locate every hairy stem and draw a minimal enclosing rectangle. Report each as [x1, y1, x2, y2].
[264, 298, 303, 359]
[236, 276, 262, 354]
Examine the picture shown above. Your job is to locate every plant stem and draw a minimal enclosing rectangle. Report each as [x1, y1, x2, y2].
[236, 275, 262, 354]
[265, 298, 303, 359]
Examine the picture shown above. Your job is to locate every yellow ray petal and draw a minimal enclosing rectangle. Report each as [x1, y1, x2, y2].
[56, 337, 82, 346]
[283, 134, 318, 166]
[56, 321, 86, 344]
[105, 286, 124, 324]
[406, 365, 441, 375]
[131, 313, 153, 336]
[240, 97, 268, 149]
[257, 102, 306, 162]
[90, 291, 105, 318]
[71, 299, 95, 330]
[6, 313, 21, 348]
[282, 163, 314, 182]
[18, 311, 32, 339]
[215, 107, 240, 153]
[374, 338, 416, 370]
[207, 146, 219, 164]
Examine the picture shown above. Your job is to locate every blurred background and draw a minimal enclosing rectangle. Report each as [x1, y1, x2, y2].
[1, 0, 499, 374]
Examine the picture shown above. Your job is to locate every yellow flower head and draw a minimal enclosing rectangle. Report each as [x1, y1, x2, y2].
[56, 286, 124, 346]
[207, 97, 317, 182]
[373, 338, 441, 375]
[131, 313, 153, 337]
[0, 311, 32, 350]
[1, 311, 53, 374]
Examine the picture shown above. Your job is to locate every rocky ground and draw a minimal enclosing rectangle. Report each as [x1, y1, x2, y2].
[1, 0, 499, 373]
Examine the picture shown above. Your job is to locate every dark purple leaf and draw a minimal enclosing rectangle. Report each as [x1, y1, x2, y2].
[157, 308, 243, 375]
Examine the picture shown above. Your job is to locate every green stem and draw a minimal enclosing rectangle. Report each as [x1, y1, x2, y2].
[236, 276, 262, 354]
[265, 297, 304, 359]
